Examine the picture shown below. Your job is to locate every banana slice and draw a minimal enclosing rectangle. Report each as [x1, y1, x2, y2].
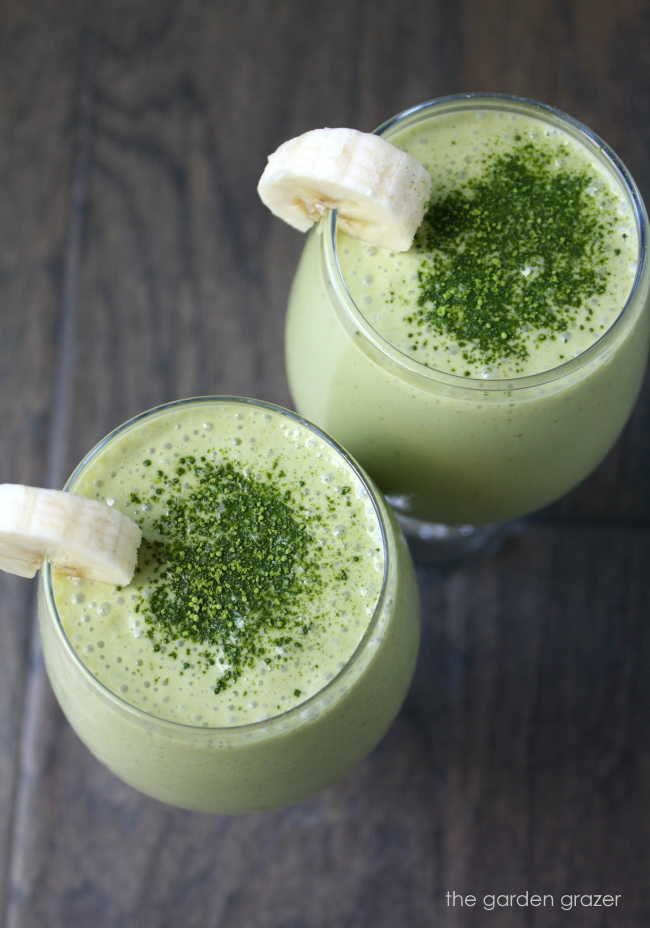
[0, 484, 142, 586]
[257, 127, 432, 252]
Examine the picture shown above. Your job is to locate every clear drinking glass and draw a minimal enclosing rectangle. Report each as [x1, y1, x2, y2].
[285, 94, 650, 569]
[37, 397, 420, 813]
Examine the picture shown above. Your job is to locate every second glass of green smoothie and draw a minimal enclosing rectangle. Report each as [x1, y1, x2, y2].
[285, 94, 650, 567]
[38, 397, 420, 813]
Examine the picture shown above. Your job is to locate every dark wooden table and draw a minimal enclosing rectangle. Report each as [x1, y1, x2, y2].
[1, 1, 649, 925]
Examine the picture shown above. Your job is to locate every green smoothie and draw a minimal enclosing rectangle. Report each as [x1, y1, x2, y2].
[285, 95, 650, 527]
[38, 397, 419, 813]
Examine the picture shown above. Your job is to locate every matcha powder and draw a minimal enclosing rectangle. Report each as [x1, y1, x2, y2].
[133, 457, 322, 695]
[406, 140, 624, 372]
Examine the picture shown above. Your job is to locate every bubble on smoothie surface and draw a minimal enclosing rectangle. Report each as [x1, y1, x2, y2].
[52, 404, 385, 726]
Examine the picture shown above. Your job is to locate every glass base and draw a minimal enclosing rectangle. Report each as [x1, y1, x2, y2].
[390, 506, 517, 572]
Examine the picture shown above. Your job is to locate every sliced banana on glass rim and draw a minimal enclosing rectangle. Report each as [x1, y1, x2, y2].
[0, 484, 142, 586]
[257, 127, 432, 252]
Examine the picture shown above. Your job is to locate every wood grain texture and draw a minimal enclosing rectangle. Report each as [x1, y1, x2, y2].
[0, 1, 649, 926]
[0, 0, 89, 920]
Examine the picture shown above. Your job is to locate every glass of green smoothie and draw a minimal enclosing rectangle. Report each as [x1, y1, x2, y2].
[285, 94, 650, 568]
[37, 397, 420, 813]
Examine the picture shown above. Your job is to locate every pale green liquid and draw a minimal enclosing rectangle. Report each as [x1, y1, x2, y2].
[38, 399, 420, 812]
[285, 98, 650, 526]
[338, 109, 638, 379]
[52, 402, 385, 726]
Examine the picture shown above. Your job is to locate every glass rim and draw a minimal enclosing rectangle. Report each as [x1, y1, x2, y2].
[327, 92, 649, 393]
[42, 395, 393, 737]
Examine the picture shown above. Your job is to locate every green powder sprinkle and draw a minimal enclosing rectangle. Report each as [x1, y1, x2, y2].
[408, 141, 615, 368]
[133, 458, 322, 695]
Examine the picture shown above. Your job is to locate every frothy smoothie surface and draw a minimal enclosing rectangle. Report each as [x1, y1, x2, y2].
[52, 402, 385, 727]
[337, 107, 639, 378]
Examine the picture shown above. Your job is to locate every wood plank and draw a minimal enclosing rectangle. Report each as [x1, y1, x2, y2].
[414, 522, 650, 925]
[0, 0, 89, 920]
